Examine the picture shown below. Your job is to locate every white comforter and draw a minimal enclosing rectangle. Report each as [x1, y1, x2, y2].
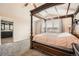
[33, 32, 79, 48]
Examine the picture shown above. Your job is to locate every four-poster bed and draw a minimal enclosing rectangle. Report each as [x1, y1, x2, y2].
[30, 3, 79, 56]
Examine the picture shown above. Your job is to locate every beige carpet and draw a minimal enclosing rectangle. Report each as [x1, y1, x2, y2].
[21, 49, 47, 56]
[1, 38, 13, 44]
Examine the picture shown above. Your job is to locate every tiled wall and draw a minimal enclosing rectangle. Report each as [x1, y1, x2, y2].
[0, 39, 30, 56]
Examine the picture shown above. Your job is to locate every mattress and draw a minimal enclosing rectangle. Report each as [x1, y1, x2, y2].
[33, 32, 79, 48]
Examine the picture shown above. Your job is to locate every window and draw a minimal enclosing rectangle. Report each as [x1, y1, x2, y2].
[44, 20, 61, 33]
[1, 23, 5, 30]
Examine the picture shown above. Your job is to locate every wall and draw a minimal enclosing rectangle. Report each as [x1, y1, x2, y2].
[33, 16, 43, 35]
[0, 3, 74, 55]
[46, 19, 63, 33]
[0, 3, 34, 55]
[0, 17, 1, 45]
[62, 18, 72, 32]
[33, 17, 72, 34]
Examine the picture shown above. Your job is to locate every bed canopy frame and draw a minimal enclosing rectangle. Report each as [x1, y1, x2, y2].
[30, 3, 79, 56]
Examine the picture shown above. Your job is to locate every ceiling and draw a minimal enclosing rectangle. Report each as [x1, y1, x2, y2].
[0, 3, 78, 20]
[34, 3, 79, 20]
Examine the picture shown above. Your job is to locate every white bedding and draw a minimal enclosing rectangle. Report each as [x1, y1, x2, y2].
[33, 32, 79, 48]
[34, 32, 72, 38]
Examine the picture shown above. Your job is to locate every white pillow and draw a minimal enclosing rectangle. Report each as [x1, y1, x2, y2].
[58, 32, 71, 37]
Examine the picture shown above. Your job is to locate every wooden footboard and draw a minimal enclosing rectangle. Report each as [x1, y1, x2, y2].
[31, 41, 74, 56]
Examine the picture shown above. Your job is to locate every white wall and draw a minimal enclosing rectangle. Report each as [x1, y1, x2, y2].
[0, 4, 34, 52]
[33, 16, 42, 35]
[0, 17, 1, 45]
[13, 8, 30, 42]
[62, 18, 72, 32]
[0, 3, 34, 42]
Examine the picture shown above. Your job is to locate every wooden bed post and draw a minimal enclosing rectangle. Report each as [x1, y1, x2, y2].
[71, 15, 74, 34]
[44, 20, 46, 33]
[30, 12, 33, 49]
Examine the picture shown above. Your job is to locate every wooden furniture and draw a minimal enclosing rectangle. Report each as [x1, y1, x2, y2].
[72, 43, 79, 56]
[32, 41, 73, 56]
[30, 3, 79, 56]
[1, 31, 13, 38]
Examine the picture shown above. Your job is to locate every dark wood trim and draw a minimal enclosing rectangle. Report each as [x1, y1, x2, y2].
[53, 14, 73, 19]
[33, 3, 37, 8]
[30, 13, 33, 48]
[34, 15, 46, 20]
[32, 41, 74, 56]
[44, 20, 46, 32]
[33, 3, 46, 20]
[66, 3, 70, 15]
[31, 3, 64, 15]
[34, 14, 73, 20]
[71, 15, 74, 34]
[74, 6, 79, 15]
